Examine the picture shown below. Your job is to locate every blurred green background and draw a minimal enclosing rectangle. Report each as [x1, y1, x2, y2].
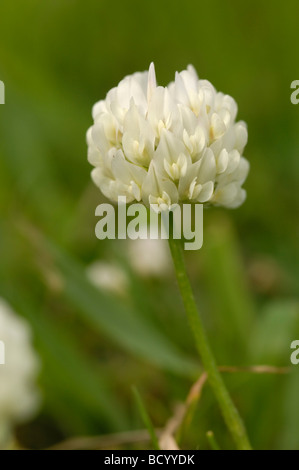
[0, 0, 299, 450]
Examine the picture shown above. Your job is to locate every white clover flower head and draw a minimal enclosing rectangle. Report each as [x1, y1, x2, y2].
[0, 299, 40, 434]
[87, 63, 249, 209]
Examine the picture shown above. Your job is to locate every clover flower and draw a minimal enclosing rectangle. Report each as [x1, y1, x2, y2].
[87, 260, 128, 296]
[127, 226, 171, 278]
[87, 63, 249, 210]
[0, 299, 40, 443]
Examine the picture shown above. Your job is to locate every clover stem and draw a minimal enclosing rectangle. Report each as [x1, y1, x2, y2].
[168, 235, 252, 450]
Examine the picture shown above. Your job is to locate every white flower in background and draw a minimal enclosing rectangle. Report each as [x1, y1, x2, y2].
[0, 299, 40, 444]
[86, 261, 128, 296]
[87, 63, 249, 210]
[127, 226, 171, 278]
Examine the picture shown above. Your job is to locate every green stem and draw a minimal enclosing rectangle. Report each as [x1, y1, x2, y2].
[168, 236, 252, 450]
[206, 430, 221, 450]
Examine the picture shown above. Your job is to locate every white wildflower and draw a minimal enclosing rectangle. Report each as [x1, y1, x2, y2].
[127, 226, 171, 278]
[0, 299, 40, 443]
[87, 63, 249, 209]
[86, 261, 128, 296]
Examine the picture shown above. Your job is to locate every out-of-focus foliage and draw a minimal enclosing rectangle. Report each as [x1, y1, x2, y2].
[0, 0, 298, 450]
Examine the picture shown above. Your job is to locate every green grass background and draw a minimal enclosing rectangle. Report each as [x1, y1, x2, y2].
[0, 0, 299, 449]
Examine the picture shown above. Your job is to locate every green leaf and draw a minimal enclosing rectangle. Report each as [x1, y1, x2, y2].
[249, 300, 299, 448]
[49, 241, 199, 377]
[17, 223, 199, 378]
[206, 430, 221, 450]
[250, 300, 299, 365]
[132, 386, 160, 450]
[202, 214, 255, 362]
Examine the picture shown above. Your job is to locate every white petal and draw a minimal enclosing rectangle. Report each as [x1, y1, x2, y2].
[234, 122, 248, 153]
[197, 148, 216, 182]
[218, 157, 249, 185]
[217, 148, 229, 174]
[157, 128, 185, 158]
[122, 101, 155, 166]
[233, 157, 250, 184]
[147, 62, 157, 103]
[213, 182, 244, 207]
[92, 100, 107, 120]
[210, 113, 226, 140]
[196, 181, 214, 202]
[111, 150, 146, 187]
[147, 87, 179, 136]
[116, 73, 148, 111]
[226, 149, 241, 174]
[141, 161, 178, 205]
[188, 177, 201, 199]
[187, 64, 199, 81]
